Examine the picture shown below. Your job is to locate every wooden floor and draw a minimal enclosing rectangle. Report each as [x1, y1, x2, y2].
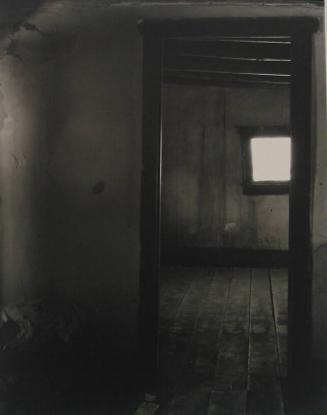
[158, 267, 288, 415]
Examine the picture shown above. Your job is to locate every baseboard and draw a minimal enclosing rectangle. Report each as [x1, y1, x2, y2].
[161, 247, 289, 267]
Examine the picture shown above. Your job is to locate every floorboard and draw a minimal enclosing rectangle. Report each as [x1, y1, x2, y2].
[270, 268, 288, 379]
[213, 268, 251, 392]
[159, 267, 287, 415]
[246, 268, 284, 415]
[159, 267, 194, 332]
[163, 269, 228, 415]
[158, 268, 213, 413]
[248, 268, 278, 377]
[208, 390, 247, 415]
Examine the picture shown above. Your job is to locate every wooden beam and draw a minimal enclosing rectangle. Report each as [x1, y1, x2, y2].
[164, 71, 291, 87]
[165, 39, 291, 60]
[140, 18, 319, 38]
[165, 55, 291, 76]
[164, 78, 287, 89]
[288, 31, 314, 379]
[161, 247, 289, 268]
[139, 34, 163, 389]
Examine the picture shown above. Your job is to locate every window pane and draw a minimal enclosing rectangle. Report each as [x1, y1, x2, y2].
[250, 137, 291, 182]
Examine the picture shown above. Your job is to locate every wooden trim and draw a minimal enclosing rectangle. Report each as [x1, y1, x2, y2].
[243, 182, 290, 195]
[162, 247, 289, 268]
[164, 56, 292, 76]
[139, 18, 319, 37]
[164, 75, 289, 88]
[139, 35, 163, 387]
[164, 38, 292, 60]
[239, 126, 291, 137]
[164, 71, 291, 86]
[288, 32, 314, 379]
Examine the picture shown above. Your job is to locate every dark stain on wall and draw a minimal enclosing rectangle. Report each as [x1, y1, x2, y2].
[0, 0, 45, 40]
[92, 181, 105, 195]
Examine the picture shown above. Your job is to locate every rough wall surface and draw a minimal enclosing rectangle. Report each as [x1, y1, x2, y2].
[0, 2, 324, 357]
[0, 36, 49, 305]
[162, 84, 290, 250]
[312, 30, 327, 360]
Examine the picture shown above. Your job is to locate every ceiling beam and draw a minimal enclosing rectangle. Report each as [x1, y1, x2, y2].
[165, 55, 291, 75]
[164, 71, 291, 87]
[165, 39, 291, 60]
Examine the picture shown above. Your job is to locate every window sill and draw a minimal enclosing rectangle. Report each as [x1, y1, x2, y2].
[243, 181, 290, 195]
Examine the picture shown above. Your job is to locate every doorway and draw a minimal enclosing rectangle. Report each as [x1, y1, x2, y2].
[159, 38, 291, 412]
[139, 17, 318, 401]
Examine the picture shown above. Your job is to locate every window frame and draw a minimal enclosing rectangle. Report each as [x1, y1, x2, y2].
[240, 126, 291, 195]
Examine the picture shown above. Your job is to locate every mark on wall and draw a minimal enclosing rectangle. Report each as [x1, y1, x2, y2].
[92, 181, 105, 195]
[1, 38, 22, 62]
[22, 22, 48, 37]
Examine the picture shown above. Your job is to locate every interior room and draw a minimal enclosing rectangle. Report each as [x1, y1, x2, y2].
[158, 37, 290, 413]
[0, 1, 325, 415]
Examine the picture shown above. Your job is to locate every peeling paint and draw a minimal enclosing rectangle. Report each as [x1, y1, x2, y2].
[3, 38, 22, 62]
[22, 22, 48, 37]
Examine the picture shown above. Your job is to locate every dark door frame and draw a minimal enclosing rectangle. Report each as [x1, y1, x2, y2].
[138, 17, 319, 387]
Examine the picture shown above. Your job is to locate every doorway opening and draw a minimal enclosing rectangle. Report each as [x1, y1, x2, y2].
[139, 17, 318, 411]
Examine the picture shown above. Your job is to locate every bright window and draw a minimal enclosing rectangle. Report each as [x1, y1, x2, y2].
[240, 127, 291, 195]
[250, 136, 291, 182]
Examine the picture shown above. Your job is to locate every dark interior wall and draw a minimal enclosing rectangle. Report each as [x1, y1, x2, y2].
[0, 35, 50, 304]
[44, 32, 141, 346]
[0, 2, 323, 357]
[0, 22, 142, 351]
[161, 84, 290, 251]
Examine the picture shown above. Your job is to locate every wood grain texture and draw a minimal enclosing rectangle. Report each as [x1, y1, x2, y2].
[158, 269, 213, 411]
[159, 267, 287, 415]
[159, 267, 194, 332]
[213, 269, 251, 392]
[164, 39, 291, 61]
[247, 269, 284, 415]
[163, 269, 227, 415]
[165, 56, 291, 76]
[270, 268, 288, 378]
[161, 84, 290, 252]
[246, 376, 284, 415]
[208, 390, 247, 415]
[249, 268, 279, 377]
[161, 85, 225, 248]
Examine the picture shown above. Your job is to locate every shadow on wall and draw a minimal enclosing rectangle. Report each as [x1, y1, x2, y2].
[313, 243, 327, 360]
[0, 1, 46, 40]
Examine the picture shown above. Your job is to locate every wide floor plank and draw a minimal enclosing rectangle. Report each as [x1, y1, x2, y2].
[249, 268, 278, 377]
[247, 268, 284, 415]
[208, 390, 247, 415]
[159, 267, 287, 415]
[270, 268, 288, 379]
[213, 268, 251, 392]
[158, 268, 213, 412]
[192, 268, 231, 379]
[160, 267, 194, 332]
[165, 269, 230, 415]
